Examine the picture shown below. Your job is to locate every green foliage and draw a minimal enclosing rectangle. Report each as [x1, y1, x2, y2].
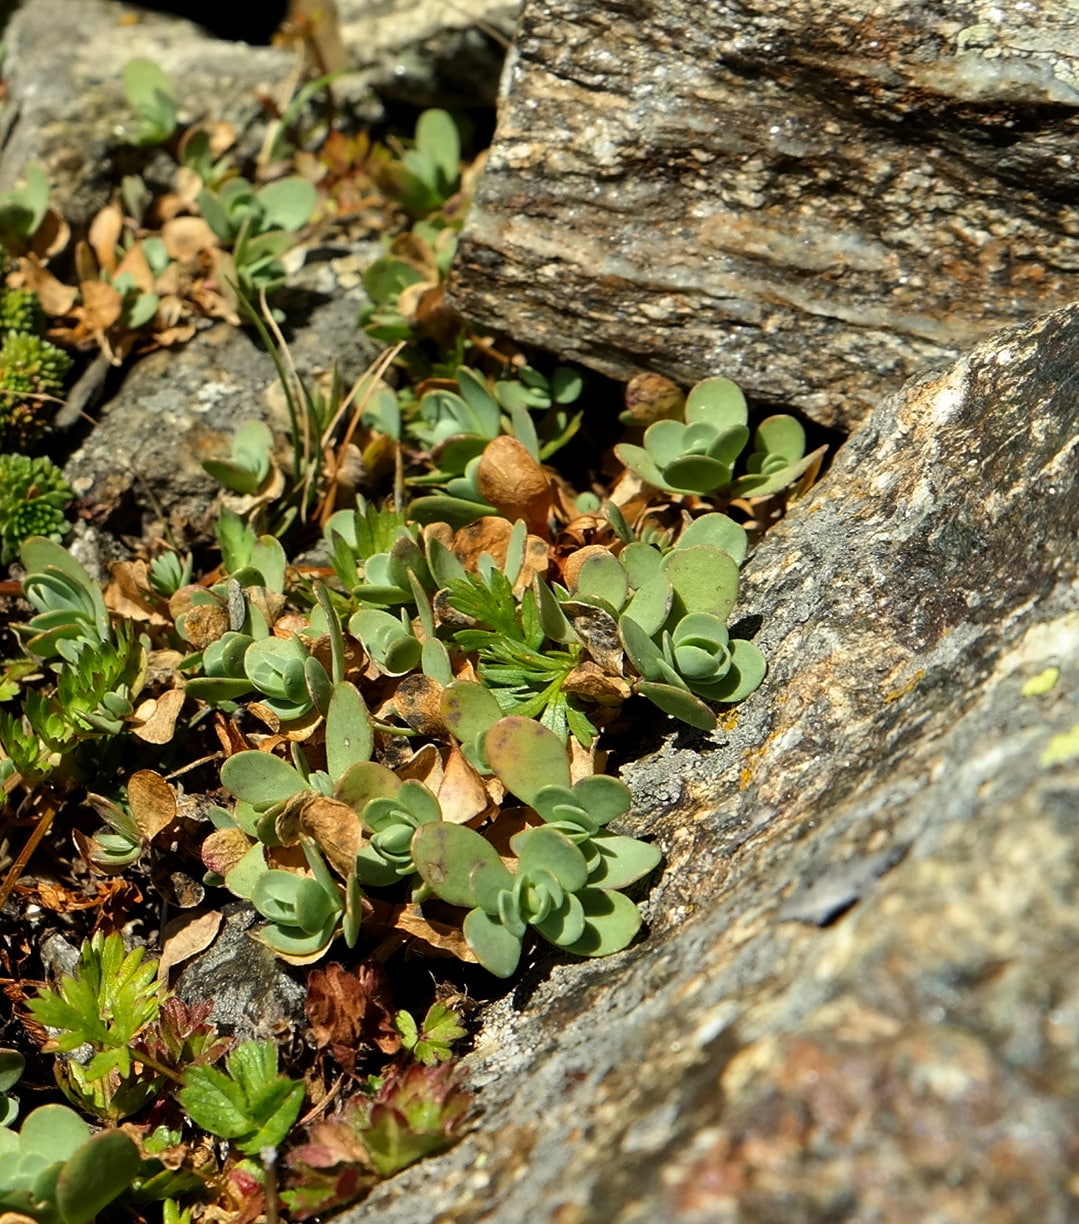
[382, 109, 461, 216]
[284, 1063, 471, 1217]
[0, 1050, 24, 1127]
[198, 175, 317, 296]
[0, 164, 50, 252]
[26, 932, 164, 1120]
[393, 1002, 467, 1066]
[122, 58, 177, 146]
[615, 376, 817, 499]
[0, 332, 73, 447]
[0, 453, 72, 564]
[0, 287, 45, 335]
[0, 1104, 141, 1224]
[413, 821, 647, 977]
[201, 419, 275, 496]
[179, 1040, 305, 1156]
[355, 777, 442, 887]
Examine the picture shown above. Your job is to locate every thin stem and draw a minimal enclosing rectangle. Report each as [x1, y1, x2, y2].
[0, 788, 57, 911]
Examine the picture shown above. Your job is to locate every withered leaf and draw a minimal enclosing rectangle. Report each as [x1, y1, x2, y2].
[128, 769, 178, 840]
[305, 960, 400, 1072]
[157, 909, 223, 980]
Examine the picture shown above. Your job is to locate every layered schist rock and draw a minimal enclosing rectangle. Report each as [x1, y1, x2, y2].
[448, 0, 1079, 430]
[338, 307, 1079, 1222]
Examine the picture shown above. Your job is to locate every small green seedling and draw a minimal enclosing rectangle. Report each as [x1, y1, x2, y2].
[122, 58, 177, 146]
[393, 1003, 467, 1066]
[0, 454, 72, 564]
[179, 1039, 305, 1156]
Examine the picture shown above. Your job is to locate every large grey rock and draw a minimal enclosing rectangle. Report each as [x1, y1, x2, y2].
[448, 0, 1079, 430]
[337, 305, 1078, 1221]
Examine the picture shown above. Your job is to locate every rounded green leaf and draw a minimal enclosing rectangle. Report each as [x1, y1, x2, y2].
[257, 176, 317, 231]
[18, 1105, 88, 1162]
[560, 888, 643, 957]
[220, 750, 306, 805]
[568, 774, 632, 825]
[689, 638, 767, 703]
[684, 377, 747, 430]
[462, 909, 523, 978]
[613, 442, 665, 488]
[621, 571, 672, 637]
[412, 822, 507, 908]
[0, 1050, 24, 1095]
[643, 419, 689, 468]
[587, 834, 662, 889]
[223, 842, 267, 901]
[292, 877, 341, 933]
[636, 681, 717, 731]
[485, 716, 572, 804]
[754, 414, 805, 463]
[676, 513, 748, 565]
[574, 552, 629, 610]
[55, 1128, 141, 1224]
[325, 682, 373, 781]
[334, 760, 400, 813]
[659, 454, 731, 495]
[512, 826, 589, 893]
[663, 545, 740, 620]
[533, 891, 586, 948]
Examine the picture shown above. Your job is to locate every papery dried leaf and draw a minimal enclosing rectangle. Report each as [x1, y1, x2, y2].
[106, 559, 168, 625]
[389, 903, 478, 962]
[561, 601, 624, 674]
[130, 688, 186, 744]
[11, 254, 79, 314]
[88, 203, 124, 275]
[305, 960, 399, 1068]
[213, 711, 250, 758]
[562, 544, 612, 591]
[28, 209, 70, 261]
[200, 827, 255, 877]
[562, 662, 632, 705]
[397, 278, 437, 325]
[177, 601, 229, 651]
[299, 795, 363, 877]
[128, 769, 177, 840]
[158, 870, 205, 909]
[451, 516, 512, 571]
[157, 909, 223, 980]
[79, 278, 124, 332]
[114, 240, 156, 295]
[162, 215, 220, 261]
[476, 436, 552, 533]
[394, 743, 443, 790]
[436, 744, 492, 825]
[394, 673, 446, 735]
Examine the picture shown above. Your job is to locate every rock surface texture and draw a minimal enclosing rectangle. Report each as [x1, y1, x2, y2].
[339, 306, 1079, 1222]
[449, 0, 1079, 430]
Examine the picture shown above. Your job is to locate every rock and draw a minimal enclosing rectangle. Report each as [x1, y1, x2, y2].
[62, 287, 381, 544]
[0, 0, 295, 230]
[448, 0, 1079, 430]
[173, 902, 307, 1040]
[336, 304, 1078, 1221]
[336, 0, 518, 108]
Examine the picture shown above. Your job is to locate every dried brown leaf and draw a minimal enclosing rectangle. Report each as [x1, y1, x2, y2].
[157, 909, 223, 980]
[200, 827, 255, 877]
[88, 203, 124, 275]
[476, 436, 552, 533]
[128, 770, 178, 840]
[131, 689, 186, 745]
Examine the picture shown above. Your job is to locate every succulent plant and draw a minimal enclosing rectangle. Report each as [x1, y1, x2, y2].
[19, 536, 111, 656]
[285, 1062, 471, 1218]
[0, 454, 72, 564]
[354, 776, 443, 887]
[0, 288, 45, 335]
[0, 1104, 141, 1224]
[0, 332, 73, 446]
[122, 57, 177, 147]
[484, 716, 662, 888]
[620, 611, 766, 729]
[0, 1051, 24, 1127]
[349, 608, 422, 676]
[615, 376, 818, 499]
[201, 419, 275, 496]
[378, 108, 461, 217]
[412, 822, 646, 978]
[248, 836, 359, 960]
[242, 632, 332, 721]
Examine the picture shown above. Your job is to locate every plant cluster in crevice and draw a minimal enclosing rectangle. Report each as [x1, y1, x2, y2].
[0, 40, 830, 1224]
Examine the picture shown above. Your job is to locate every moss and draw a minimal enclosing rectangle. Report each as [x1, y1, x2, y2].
[0, 332, 73, 447]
